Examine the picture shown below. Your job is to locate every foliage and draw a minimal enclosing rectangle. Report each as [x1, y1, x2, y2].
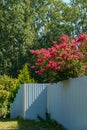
[15, 64, 35, 94]
[0, 75, 17, 118]
[31, 0, 87, 49]
[0, 0, 36, 77]
[31, 0, 72, 49]
[0, 0, 87, 82]
[0, 64, 35, 118]
[0, 85, 9, 117]
[17, 64, 35, 84]
[1, 102, 8, 118]
[70, 0, 87, 35]
[30, 34, 87, 82]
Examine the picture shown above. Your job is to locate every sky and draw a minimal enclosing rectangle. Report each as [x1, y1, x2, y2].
[63, 0, 70, 3]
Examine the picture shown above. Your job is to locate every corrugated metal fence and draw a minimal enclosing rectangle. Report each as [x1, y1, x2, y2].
[11, 84, 48, 119]
[11, 76, 87, 130]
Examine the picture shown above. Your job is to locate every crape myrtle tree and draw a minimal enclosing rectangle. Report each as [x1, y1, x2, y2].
[30, 34, 87, 83]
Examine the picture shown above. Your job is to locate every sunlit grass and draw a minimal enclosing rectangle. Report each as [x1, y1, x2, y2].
[0, 119, 18, 129]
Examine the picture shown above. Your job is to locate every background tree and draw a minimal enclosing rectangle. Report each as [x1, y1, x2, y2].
[30, 0, 73, 48]
[32, 0, 87, 49]
[0, 0, 36, 77]
[70, 0, 87, 35]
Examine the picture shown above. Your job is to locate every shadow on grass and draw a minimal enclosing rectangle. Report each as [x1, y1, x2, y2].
[0, 117, 67, 130]
[17, 116, 67, 130]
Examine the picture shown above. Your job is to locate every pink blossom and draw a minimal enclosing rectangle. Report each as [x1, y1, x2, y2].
[73, 55, 79, 60]
[55, 66, 61, 71]
[35, 69, 44, 75]
[60, 34, 69, 42]
[49, 61, 57, 68]
[59, 43, 67, 49]
[46, 64, 51, 70]
[35, 59, 43, 66]
[30, 50, 38, 55]
[43, 51, 51, 59]
[61, 54, 66, 59]
[65, 48, 71, 54]
[76, 34, 87, 42]
[54, 44, 59, 50]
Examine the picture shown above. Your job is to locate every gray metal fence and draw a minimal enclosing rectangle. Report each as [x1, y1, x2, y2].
[11, 76, 87, 130]
[47, 76, 87, 130]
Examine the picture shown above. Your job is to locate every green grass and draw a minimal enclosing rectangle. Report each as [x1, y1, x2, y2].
[0, 117, 67, 130]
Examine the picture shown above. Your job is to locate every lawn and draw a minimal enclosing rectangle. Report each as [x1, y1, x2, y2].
[0, 117, 67, 130]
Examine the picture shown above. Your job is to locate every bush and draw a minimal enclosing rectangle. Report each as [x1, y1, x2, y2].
[0, 85, 9, 118]
[0, 75, 17, 118]
[17, 64, 35, 84]
[15, 64, 36, 95]
[30, 34, 87, 82]
[0, 64, 35, 118]
[0, 64, 36, 118]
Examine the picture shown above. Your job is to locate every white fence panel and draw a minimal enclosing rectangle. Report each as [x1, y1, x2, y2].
[47, 76, 87, 130]
[11, 84, 48, 119]
[25, 84, 47, 119]
[10, 85, 24, 118]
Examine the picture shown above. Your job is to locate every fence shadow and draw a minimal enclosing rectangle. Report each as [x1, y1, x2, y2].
[25, 87, 47, 120]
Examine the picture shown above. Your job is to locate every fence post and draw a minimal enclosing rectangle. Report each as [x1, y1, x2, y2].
[23, 84, 26, 119]
[47, 85, 50, 114]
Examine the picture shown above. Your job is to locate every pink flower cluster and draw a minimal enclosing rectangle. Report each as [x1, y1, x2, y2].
[30, 34, 87, 77]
